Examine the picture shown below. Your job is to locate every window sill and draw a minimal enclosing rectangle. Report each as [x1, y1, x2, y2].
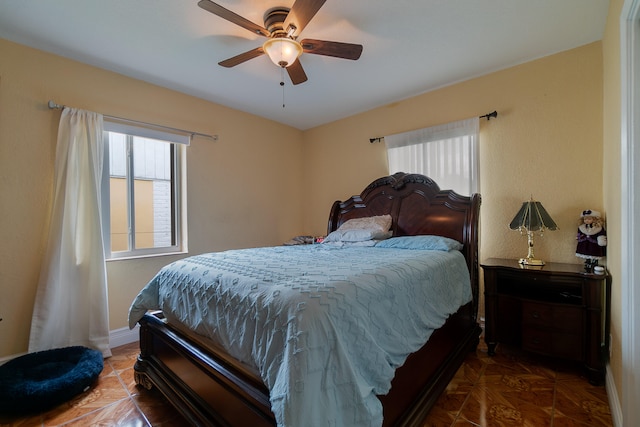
[106, 250, 188, 262]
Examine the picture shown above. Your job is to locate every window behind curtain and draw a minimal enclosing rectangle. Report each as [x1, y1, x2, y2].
[102, 118, 189, 259]
[385, 117, 479, 196]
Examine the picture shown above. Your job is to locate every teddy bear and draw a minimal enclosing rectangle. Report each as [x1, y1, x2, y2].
[576, 209, 607, 271]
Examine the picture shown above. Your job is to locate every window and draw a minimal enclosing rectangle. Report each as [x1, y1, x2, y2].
[385, 117, 479, 196]
[102, 119, 188, 259]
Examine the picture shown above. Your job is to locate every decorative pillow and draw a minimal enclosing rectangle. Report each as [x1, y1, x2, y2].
[323, 240, 379, 248]
[375, 235, 463, 251]
[338, 214, 392, 233]
[283, 235, 315, 245]
[324, 229, 392, 243]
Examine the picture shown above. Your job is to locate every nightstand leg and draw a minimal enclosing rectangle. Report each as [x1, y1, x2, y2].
[487, 342, 496, 356]
[586, 366, 604, 386]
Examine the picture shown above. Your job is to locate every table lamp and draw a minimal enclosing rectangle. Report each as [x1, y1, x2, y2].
[509, 198, 558, 266]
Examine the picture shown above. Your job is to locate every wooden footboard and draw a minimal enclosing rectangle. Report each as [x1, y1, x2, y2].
[135, 304, 480, 427]
[135, 312, 275, 427]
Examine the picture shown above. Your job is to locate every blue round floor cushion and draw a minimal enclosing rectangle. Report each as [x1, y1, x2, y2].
[0, 346, 103, 415]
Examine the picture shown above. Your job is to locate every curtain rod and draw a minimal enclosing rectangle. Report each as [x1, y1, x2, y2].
[47, 100, 218, 141]
[369, 110, 498, 143]
[479, 110, 498, 120]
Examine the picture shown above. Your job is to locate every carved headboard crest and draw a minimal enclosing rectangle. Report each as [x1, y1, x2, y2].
[364, 172, 439, 192]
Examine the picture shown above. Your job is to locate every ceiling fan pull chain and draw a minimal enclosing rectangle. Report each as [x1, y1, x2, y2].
[281, 67, 286, 108]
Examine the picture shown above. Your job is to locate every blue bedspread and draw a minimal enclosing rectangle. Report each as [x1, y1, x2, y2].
[128, 244, 471, 427]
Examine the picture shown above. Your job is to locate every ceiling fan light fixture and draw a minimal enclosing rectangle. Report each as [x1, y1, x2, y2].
[263, 37, 303, 68]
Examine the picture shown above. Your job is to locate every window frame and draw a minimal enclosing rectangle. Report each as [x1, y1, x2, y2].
[101, 119, 188, 260]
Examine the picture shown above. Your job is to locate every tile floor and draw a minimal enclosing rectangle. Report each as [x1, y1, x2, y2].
[0, 340, 613, 427]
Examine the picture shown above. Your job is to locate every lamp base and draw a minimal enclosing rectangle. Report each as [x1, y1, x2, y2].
[519, 257, 545, 266]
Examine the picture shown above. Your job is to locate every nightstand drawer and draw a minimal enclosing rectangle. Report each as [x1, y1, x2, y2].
[522, 327, 583, 360]
[522, 301, 582, 331]
[496, 273, 583, 305]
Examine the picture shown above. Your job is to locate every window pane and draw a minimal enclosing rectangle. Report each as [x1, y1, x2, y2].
[132, 137, 173, 249]
[385, 117, 479, 196]
[387, 135, 474, 196]
[108, 133, 129, 252]
[110, 176, 129, 252]
[108, 132, 127, 177]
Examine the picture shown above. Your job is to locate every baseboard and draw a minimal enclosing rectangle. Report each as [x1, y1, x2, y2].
[0, 351, 26, 365]
[0, 326, 139, 366]
[606, 364, 622, 427]
[109, 324, 139, 348]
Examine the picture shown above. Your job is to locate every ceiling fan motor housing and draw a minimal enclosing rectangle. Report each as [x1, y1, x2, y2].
[264, 7, 290, 37]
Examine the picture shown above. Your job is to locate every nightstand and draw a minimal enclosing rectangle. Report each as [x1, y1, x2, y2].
[481, 258, 611, 385]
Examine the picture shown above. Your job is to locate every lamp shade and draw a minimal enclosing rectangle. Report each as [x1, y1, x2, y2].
[263, 37, 303, 68]
[509, 198, 558, 266]
[509, 200, 558, 232]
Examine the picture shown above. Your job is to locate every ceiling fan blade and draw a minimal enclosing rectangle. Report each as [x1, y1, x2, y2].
[218, 47, 265, 67]
[286, 59, 308, 85]
[301, 39, 363, 60]
[198, 0, 269, 37]
[282, 0, 326, 37]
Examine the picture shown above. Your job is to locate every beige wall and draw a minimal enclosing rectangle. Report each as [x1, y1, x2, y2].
[303, 42, 604, 270]
[602, 0, 623, 404]
[0, 38, 303, 358]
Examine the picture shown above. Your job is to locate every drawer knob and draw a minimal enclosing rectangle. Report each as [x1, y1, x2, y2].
[531, 312, 540, 319]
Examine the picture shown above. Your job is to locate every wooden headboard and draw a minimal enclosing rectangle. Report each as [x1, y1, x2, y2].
[328, 172, 481, 317]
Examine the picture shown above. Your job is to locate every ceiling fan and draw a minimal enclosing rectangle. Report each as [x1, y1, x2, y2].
[198, 0, 363, 85]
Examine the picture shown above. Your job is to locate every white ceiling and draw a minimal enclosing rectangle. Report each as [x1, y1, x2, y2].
[0, 0, 609, 130]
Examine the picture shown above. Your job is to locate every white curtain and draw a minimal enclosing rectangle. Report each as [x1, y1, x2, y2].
[29, 108, 111, 357]
[385, 117, 479, 196]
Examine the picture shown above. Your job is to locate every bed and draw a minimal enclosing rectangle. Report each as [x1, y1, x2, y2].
[129, 172, 481, 427]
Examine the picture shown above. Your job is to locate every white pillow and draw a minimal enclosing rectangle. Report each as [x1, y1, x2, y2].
[338, 214, 392, 233]
[324, 229, 393, 243]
